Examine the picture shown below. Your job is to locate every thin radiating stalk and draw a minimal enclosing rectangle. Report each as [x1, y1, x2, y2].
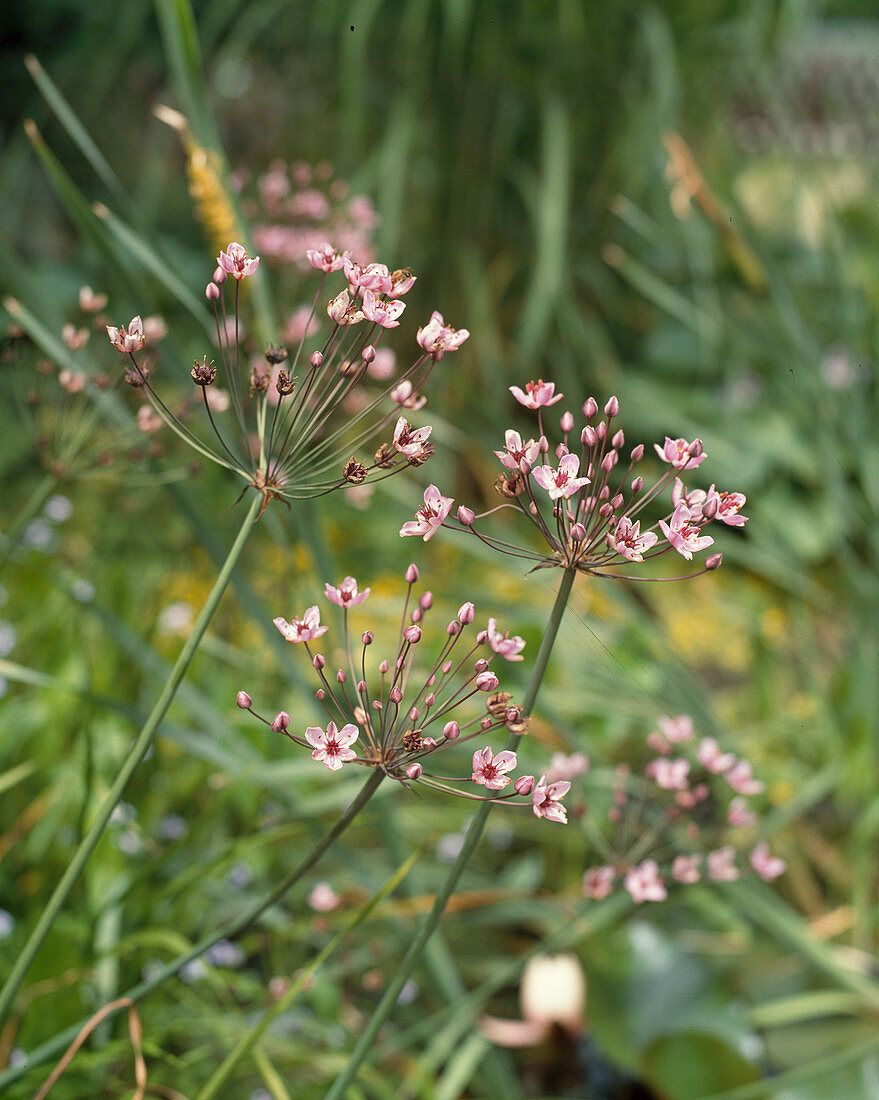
[0, 493, 262, 1031]
[0, 769, 385, 1093]
[325, 567, 578, 1100]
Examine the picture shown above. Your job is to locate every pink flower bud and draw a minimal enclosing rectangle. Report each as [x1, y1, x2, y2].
[423, 737, 437, 748]
[475, 657, 489, 672]
[409, 707, 419, 721]
[477, 670, 499, 691]
[236, 691, 252, 709]
[604, 395, 620, 417]
[476, 629, 488, 644]
[583, 397, 598, 418]
[539, 435, 549, 453]
[442, 660, 452, 673]
[358, 680, 367, 693]
[706, 553, 723, 570]
[316, 688, 326, 700]
[420, 591, 433, 610]
[480, 715, 492, 729]
[313, 654, 325, 669]
[611, 493, 624, 509]
[519, 458, 532, 476]
[560, 411, 574, 432]
[404, 625, 422, 644]
[411, 608, 422, 623]
[379, 659, 389, 673]
[447, 620, 461, 635]
[362, 630, 374, 645]
[406, 763, 423, 780]
[631, 444, 644, 461]
[601, 451, 618, 472]
[555, 442, 568, 460]
[443, 720, 460, 740]
[631, 476, 644, 492]
[458, 601, 475, 624]
[611, 429, 624, 448]
[425, 692, 436, 706]
[362, 344, 376, 363]
[310, 351, 323, 369]
[515, 775, 535, 795]
[599, 502, 613, 517]
[581, 425, 598, 447]
[457, 504, 475, 525]
[688, 438, 703, 457]
[337, 669, 347, 683]
[597, 420, 607, 440]
[213, 265, 226, 284]
[405, 563, 419, 583]
[570, 522, 586, 541]
[271, 711, 290, 732]
[205, 282, 220, 301]
[702, 497, 718, 520]
[390, 686, 403, 703]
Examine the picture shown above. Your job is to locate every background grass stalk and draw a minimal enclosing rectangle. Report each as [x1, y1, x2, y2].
[0, 767, 385, 1090]
[0, 472, 58, 568]
[0, 492, 262, 1031]
[325, 567, 577, 1099]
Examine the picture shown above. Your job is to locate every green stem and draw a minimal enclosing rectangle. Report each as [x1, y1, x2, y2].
[0, 472, 57, 569]
[0, 493, 262, 1031]
[325, 567, 578, 1100]
[0, 769, 385, 1092]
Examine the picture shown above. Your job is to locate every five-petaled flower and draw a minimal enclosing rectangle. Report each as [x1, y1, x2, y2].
[472, 746, 518, 790]
[273, 606, 328, 642]
[393, 417, 432, 457]
[654, 436, 706, 470]
[494, 429, 541, 470]
[218, 242, 260, 280]
[362, 289, 406, 328]
[509, 379, 563, 409]
[416, 311, 470, 360]
[486, 618, 526, 662]
[659, 504, 715, 560]
[400, 484, 454, 540]
[606, 516, 657, 562]
[532, 776, 571, 823]
[306, 721, 359, 771]
[325, 577, 371, 608]
[532, 453, 589, 501]
[106, 316, 145, 354]
[306, 242, 348, 272]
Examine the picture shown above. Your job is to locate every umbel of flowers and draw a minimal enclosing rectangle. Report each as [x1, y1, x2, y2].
[237, 565, 570, 822]
[580, 715, 786, 905]
[106, 242, 468, 515]
[401, 381, 747, 578]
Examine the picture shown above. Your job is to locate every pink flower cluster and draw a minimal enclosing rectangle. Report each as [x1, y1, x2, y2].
[581, 715, 785, 905]
[401, 385, 747, 579]
[238, 566, 568, 822]
[106, 239, 468, 513]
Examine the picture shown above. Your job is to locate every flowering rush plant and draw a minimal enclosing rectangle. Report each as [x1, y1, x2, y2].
[580, 714, 785, 905]
[401, 381, 747, 578]
[237, 565, 570, 822]
[105, 241, 469, 515]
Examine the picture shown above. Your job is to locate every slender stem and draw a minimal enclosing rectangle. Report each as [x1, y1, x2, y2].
[0, 769, 385, 1092]
[0, 494, 262, 1031]
[325, 567, 578, 1100]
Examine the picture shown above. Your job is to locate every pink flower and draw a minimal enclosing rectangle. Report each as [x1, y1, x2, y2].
[671, 478, 707, 517]
[672, 854, 701, 884]
[416, 311, 470, 360]
[653, 436, 706, 470]
[658, 715, 694, 744]
[583, 866, 616, 899]
[727, 797, 757, 827]
[388, 268, 417, 298]
[725, 760, 764, 796]
[400, 485, 454, 541]
[606, 516, 658, 562]
[494, 429, 541, 471]
[546, 752, 589, 783]
[750, 842, 786, 881]
[217, 242, 260, 280]
[476, 670, 500, 691]
[471, 746, 518, 790]
[486, 618, 526, 662]
[390, 379, 426, 410]
[305, 721, 359, 770]
[707, 846, 740, 882]
[306, 242, 348, 272]
[696, 737, 736, 773]
[343, 259, 392, 294]
[273, 606, 329, 642]
[624, 860, 667, 903]
[647, 757, 690, 790]
[362, 289, 406, 328]
[532, 453, 589, 500]
[712, 489, 748, 527]
[532, 776, 570, 823]
[393, 416, 432, 457]
[308, 881, 341, 911]
[509, 379, 563, 409]
[659, 505, 714, 560]
[106, 316, 145, 354]
[325, 576, 371, 608]
[326, 289, 364, 325]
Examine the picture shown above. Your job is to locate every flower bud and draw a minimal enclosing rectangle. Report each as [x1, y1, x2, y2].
[597, 420, 607, 440]
[481, 715, 492, 729]
[442, 660, 452, 674]
[405, 563, 419, 583]
[457, 504, 475, 526]
[313, 654, 325, 670]
[688, 438, 703, 457]
[358, 680, 367, 693]
[581, 425, 598, 447]
[611, 493, 624, 509]
[337, 669, 346, 683]
[539, 435, 549, 453]
[422, 737, 437, 749]
[409, 707, 419, 722]
[702, 497, 718, 520]
[406, 763, 423, 780]
[612, 429, 625, 448]
[476, 629, 488, 644]
[425, 692, 436, 706]
[390, 686, 403, 703]
[706, 553, 723, 570]
[362, 344, 376, 363]
[271, 711, 290, 732]
[458, 601, 475, 624]
[604, 395, 620, 417]
[601, 451, 618, 472]
[555, 442, 568, 460]
[560, 411, 574, 432]
[570, 522, 586, 541]
[583, 397, 598, 418]
[236, 691, 252, 709]
[420, 591, 433, 610]
[443, 720, 460, 740]
[316, 688, 326, 700]
[631, 443, 644, 461]
[475, 657, 489, 672]
[404, 625, 422, 644]
[447, 620, 461, 635]
[515, 775, 535, 795]
[310, 350, 323, 369]
[599, 502, 613, 517]
[362, 630, 374, 645]
[411, 607, 422, 623]
[379, 659, 389, 673]
[205, 282, 220, 301]
[519, 458, 532, 476]
[477, 670, 499, 691]
[213, 265, 226, 284]
[631, 476, 643, 492]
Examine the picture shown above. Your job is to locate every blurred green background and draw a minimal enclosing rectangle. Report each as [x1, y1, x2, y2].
[2, 1, 879, 1096]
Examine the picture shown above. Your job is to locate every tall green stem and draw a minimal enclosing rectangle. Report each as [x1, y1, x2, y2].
[0, 769, 385, 1092]
[326, 567, 578, 1100]
[0, 493, 262, 1030]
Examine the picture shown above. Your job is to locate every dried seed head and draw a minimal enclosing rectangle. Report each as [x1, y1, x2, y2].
[374, 442, 395, 468]
[265, 344, 288, 365]
[486, 690, 512, 718]
[402, 728, 423, 752]
[495, 470, 525, 498]
[191, 357, 217, 386]
[249, 365, 270, 395]
[275, 368, 296, 395]
[343, 457, 368, 484]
